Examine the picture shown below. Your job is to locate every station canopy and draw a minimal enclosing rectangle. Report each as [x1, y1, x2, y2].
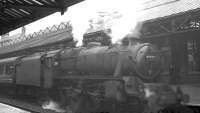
[138, 0, 200, 22]
[137, 0, 200, 39]
[0, 0, 84, 35]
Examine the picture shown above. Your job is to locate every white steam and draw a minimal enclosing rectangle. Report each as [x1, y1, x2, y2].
[8, 0, 144, 46]
[144, 88, 155, 98]
[110, 14, 139, 43]
[42, 100, 66, 112]
[65, 0, 143, 46]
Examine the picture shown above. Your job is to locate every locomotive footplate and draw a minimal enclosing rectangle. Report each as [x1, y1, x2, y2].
[54, 75, 123, 81]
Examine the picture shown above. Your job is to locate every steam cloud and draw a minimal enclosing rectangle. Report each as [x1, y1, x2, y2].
[67, 0, 143, 46]
[42, 100, 66, 112]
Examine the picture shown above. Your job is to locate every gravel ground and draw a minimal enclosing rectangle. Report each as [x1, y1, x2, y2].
[0, 103, 30, 113]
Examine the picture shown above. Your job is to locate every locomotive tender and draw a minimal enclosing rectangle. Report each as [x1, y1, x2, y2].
[0, 37, 190, 113]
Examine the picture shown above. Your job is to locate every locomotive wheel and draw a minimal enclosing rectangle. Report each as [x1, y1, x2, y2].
[69, 92, 96, 113]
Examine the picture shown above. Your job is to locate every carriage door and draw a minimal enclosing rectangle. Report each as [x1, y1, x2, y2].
[187, 39, 200, 75]
[170, 38, 188, 83]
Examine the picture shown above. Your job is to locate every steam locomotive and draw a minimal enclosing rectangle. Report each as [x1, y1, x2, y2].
[0, 36, 190, 113]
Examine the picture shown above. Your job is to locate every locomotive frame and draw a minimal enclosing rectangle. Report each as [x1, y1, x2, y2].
[0, 36, 190, 113]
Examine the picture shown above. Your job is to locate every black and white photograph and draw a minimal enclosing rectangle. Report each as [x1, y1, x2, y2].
[0, 0, 200, 113]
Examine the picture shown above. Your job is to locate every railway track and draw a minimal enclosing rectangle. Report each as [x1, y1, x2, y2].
[0, 96, 59, 113]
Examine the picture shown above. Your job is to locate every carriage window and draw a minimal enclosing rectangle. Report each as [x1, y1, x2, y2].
[187, 40, 200, 73]
[5, 64, 15, 75]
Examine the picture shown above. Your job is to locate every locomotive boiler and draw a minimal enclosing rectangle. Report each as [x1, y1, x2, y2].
[58, 41, 162, 81]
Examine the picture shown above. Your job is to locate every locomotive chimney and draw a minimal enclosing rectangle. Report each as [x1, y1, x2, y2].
[121, 22, 143, 46]
[122, 34, 141, 46]
[129, 38, 142, 46]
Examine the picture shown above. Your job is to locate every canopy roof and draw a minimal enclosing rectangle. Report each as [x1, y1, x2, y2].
[0, 0, 84, 35]
[138, 0, 200, 39]
[138, 0, 200, 22]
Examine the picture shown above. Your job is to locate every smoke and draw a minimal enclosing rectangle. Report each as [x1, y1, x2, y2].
[144, 88, 155, 98]
[65, 0, 143, 46]
[7, 0, 144, 47]
[42, 100, 66, 112]
[110, 1, 144, 44]
[110, 14, 140, 44]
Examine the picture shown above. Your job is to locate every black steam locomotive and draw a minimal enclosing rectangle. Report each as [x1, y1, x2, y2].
[0, 34, 190, 113]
